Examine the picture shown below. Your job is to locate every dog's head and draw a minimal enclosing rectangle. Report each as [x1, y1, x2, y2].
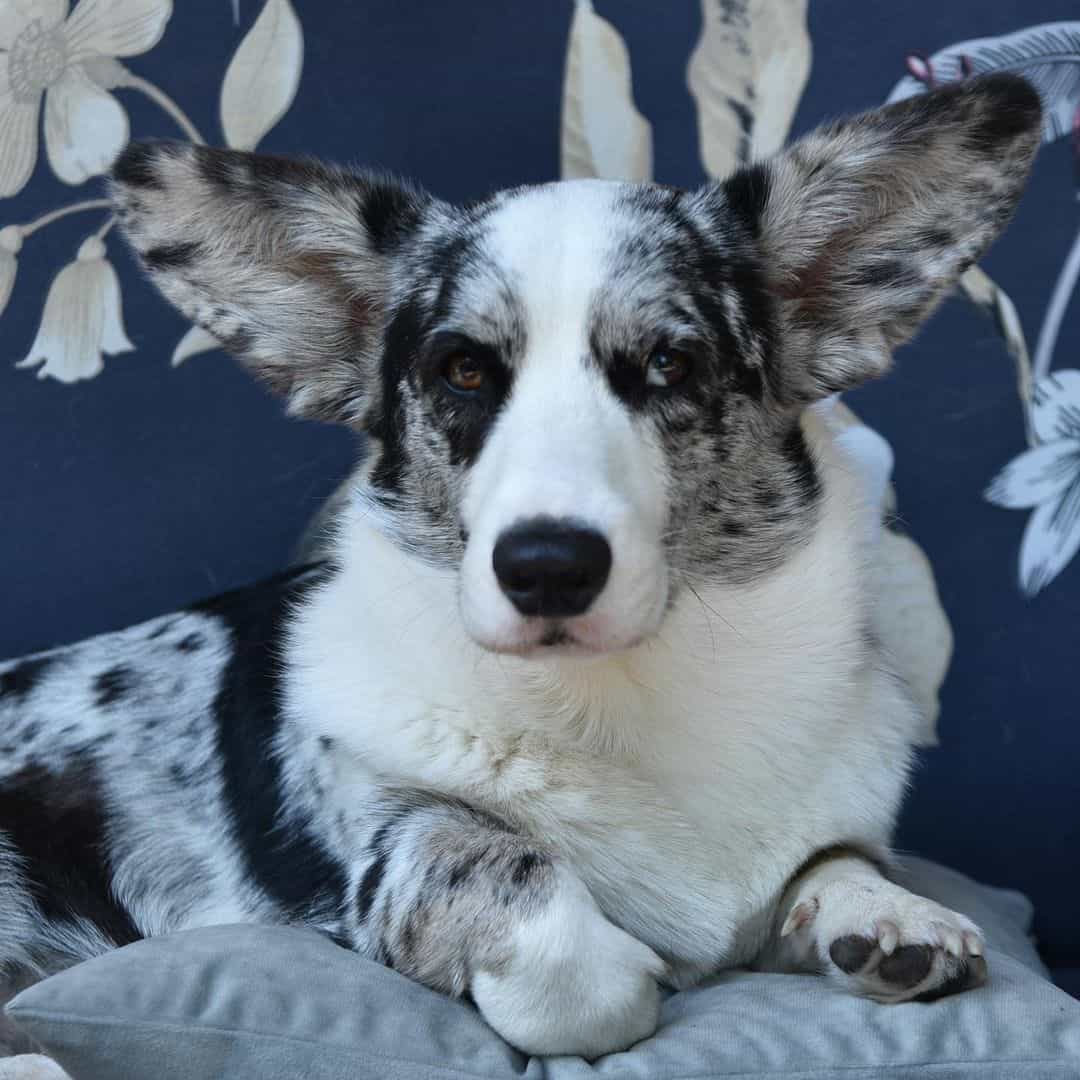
[112, 75, 1040, 657]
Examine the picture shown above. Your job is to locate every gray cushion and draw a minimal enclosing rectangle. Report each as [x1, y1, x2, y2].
[8, 858, 1080, 1079]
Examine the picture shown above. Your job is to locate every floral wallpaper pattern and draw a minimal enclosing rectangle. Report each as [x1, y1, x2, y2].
[887, 22, 1080, 595]
[3, 2, 1075, 596]
[0, 0, 302, 379]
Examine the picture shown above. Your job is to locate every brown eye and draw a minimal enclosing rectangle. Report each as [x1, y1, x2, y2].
[444, 352, 486, 393]
[646, 348, 692, 388]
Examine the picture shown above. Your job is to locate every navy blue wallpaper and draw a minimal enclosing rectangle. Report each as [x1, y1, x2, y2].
[1, 1, 1077, 971]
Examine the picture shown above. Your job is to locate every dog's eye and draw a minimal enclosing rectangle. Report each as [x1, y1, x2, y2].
[645, 348, 692, 388]
[443, 352, 487, 394]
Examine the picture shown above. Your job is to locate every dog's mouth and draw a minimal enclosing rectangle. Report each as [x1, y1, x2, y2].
[477, 615, 654, 660]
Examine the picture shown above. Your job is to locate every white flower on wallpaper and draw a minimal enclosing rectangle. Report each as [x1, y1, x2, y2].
[16, 234, 133, 382]
[1, 0, 303, 381]
[986, 371, 1080, 595]
[0, 0, 173, 196]
[887, 20, 1080, 594]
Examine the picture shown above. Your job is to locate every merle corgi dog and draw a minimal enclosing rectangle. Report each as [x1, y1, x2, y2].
[0, 75, 1040, 1057]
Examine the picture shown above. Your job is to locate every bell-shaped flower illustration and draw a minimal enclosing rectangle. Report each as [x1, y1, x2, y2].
[17, 236, 134, 383]
[986, 370, 1080, 595]
[0, 0, 173, 196]
[0, 226, 21, 319]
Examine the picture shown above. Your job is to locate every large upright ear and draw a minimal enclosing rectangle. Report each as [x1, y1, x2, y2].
[707, 74, 1041, 403]
[110, 142, 435, 424]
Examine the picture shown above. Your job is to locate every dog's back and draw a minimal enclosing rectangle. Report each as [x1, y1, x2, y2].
[0, 566, 345, 976]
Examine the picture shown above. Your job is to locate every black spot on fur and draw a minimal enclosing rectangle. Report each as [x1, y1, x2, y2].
[0, 758, 140, 952]
[781, 425, 821, 504]
[20, 722, 39, 744]
[723, 162, 771, 238]
[94, 666, 134, 709]
[111, 142, 163, 189]
[511, 851, 546, 887]
[359, 181, 426, 254]
[916, 227, 954, 250]
[147, 620, 177, 641]
[0, 657, 53, 700]
[963, 74, 1042, 148]
[144, 242, 201, 270]
[318, 735, 334, 751]
[369, 297, 425, 493]
[356, 853, 387, 923]
[856, 259, 918, 290]
[829, 934, 876, 974]
[447, 845, 490, 890]
[878, 944, 934, 988]
[175, 633, 204, 653]
[193, 144, 237, 190]
[197, 565, 347, 923]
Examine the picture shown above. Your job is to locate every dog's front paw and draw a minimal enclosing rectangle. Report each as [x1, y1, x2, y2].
[471, 870, 665, 1058]
[787, 880, 987, 1003]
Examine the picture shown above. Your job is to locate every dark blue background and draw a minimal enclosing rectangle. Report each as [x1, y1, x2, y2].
[1, 2, 1077, 977]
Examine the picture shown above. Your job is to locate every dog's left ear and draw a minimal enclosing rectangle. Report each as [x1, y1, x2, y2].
[698, 74, 1042, 403]
[111, 142, 437, 425]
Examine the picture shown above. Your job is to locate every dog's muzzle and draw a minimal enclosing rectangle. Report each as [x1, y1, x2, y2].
[492, 517, 612, 618]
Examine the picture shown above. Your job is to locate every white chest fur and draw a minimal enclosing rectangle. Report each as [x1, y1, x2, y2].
[284, 413, 918, 971]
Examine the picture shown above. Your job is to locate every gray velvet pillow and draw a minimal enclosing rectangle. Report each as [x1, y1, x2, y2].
[9, 858, 1080, 1079]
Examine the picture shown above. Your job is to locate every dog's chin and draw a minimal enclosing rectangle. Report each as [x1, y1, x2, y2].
[467, 615, 659, 661]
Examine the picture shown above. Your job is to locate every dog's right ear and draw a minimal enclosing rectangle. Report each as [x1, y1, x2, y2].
[111, 142, 435, 425]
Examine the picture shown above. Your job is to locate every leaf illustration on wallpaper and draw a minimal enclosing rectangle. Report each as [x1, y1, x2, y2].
[171, 325, 222, 367]
[220, 0, 304, 152]
[687, 0, 811, 180]
[173, 0, 304, 366]
[560, 0, 652, 181]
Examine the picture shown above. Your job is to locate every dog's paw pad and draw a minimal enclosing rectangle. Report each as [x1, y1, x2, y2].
[815, 886, 988, 1003]
[828, 934, 877, 974]
[877, 943, 934, 988]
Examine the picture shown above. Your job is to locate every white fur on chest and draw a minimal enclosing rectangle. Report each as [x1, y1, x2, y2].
[285, 412, 917, 969]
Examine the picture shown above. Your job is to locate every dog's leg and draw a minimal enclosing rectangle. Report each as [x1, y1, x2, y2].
[348, 796, 664, 1057]
[760, 847, 987, 1002]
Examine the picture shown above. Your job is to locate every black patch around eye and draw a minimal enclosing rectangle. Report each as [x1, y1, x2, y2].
[416, 332, 511, 465]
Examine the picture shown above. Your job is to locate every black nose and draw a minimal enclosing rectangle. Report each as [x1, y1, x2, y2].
[493, 518, 612, 617]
